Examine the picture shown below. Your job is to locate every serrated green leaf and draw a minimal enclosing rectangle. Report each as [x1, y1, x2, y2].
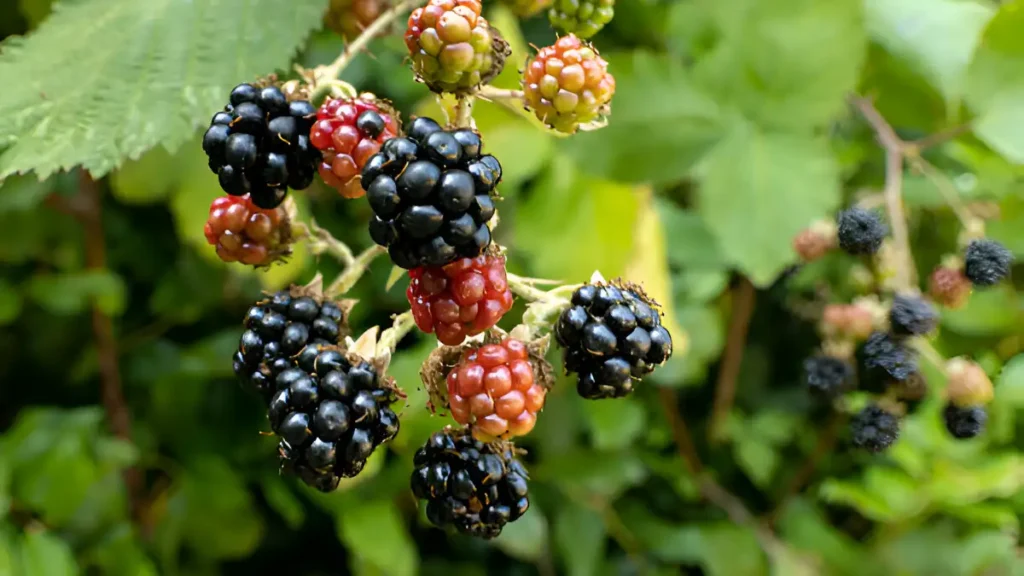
[337, 500, 417, 576]
[692, 0, 865, 131]
[19, 531, 77, 576]
[966, 1, 1024, 163]
[562, 51, 724, 183]
[865, 0, 993, 106]
[696, 122, 841, 286]
[554, 503, 605, 576]
[0, 0, 327, 179]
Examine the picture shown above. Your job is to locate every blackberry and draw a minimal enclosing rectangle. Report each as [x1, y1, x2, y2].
[202, 83, 321, 208]
[446, 339, 547, 441]
[943, 403, 987, 439]
[523, 35, 615, 134]
[407, 253, 514, 345]
[233, 290, 347, 401]
[963, 239, 1013, 287]
[410, 428, 530, 539]
[555, 282, 673, 399]
[858, 331, 917, 389]
[803, 355, 853, 398]
[363, 119, 501, 269]
[310, 96, 400, 199]
[273, 347, 400, 491]
[204, 194, 291, 266]
[548, 0, 614, 39]
[929, 266, 970, 309]
[836, 208, 887, 255]
[850, 404, 899, 452]
[889, 294, 938, 336]
[404, 0, 510, 94]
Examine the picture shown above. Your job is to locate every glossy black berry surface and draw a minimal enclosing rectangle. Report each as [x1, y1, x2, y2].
[203, 83, 322, 206]
[362, 118, 500, 269]
[410, 429, 529, 539]
[233, 290, 347, 403]
[555, 282, 672, 399]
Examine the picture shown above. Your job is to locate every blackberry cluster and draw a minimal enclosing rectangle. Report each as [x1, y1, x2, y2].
[404, 0, 508, 94]
[411, 429, 529, 539]
[850, 404, 900, 452]
[204, 194, 290, 266]
[555, 282, 673, 399]
[548, 0, 615, 39]
[943, 403, 987, 439]
[446, 339, 547, 441]
[310, 97, 400, 199]
[964, 239, 1013, 287]
[836, 207, 887, 256]
[202, 83, 320, 209]
[858, 331, 917, 389]
[889, 294, 937, 336]
[407, 253, 514, 345]
[271, 348, 400, 491]
[270, 344, 397, 487]
[523, 35, 616, 134]
[233, 291, 346, 401]
[803, 355, 853, 398]
[363, 117, 500, 269]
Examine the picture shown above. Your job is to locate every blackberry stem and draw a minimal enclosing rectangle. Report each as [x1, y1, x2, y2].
[454, 96, 474, 128]
[378, 310, 417, 355]
[317, 0, 422, 82]
[326, 245, 388, 297]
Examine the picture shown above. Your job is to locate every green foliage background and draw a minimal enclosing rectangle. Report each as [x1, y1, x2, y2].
[1, 0, 1023, 574]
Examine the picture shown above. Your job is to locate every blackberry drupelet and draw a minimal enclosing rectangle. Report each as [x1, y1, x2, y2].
[858, 331, 917, 390]
[963, 239, 1013, 287]
[272, 347, 400, 491]
[202, 83, 321, 208]
[555, 282, 673, 399]
[362, 117, 501, 269]
[803, 355, 853, 398]
[410, 428, 530, 539]
[446, 338, 547, 441]
[943, 403, 987, 439]
[407, 252, 514, 345]
[204, 194, 291, 266]
[836, 207, 887, 255]
[233, 290, 347, 402]
[548, 0, 615, 38]
[889, 294, 938, 336]
[310, 96, 400, 199]
[850, 404, 900, 452]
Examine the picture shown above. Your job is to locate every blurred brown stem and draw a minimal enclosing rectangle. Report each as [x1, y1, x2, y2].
[317, 0, 420, 81]
[708, 277, 756, 442]
[54, 173, 143, 524]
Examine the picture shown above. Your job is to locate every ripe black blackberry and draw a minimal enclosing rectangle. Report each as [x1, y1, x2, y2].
[202, 83, 321, 209]
[943, 403, 987, 439]
[233, 290, 347, 402]
[410, 428, 530, 539]
[362, 117, 500, 269]
[858, 331, 917, 391]
[850, 404, 900, 452]
[963, 239, 1013, 287]
[836, 207, 887, 255]
[271, 347, 400, 491]
[889, 294, 938, 336]
[803, 355, 853, 398]
[555, 282, 673, 399]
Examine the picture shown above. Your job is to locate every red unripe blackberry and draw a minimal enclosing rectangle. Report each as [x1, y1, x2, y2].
[929, 266, 971, 309]
[447, 339, 547, 441]
[325, 0, 388, 40]
[555, 282, 672, 399]
[407, 253, 514, 345]
[411, 427, 530, 539]
[404, 0, 509, 94]
[310, 96, 400, 199]
[523, 34, 615, 134]
[204, 194, 291, 266]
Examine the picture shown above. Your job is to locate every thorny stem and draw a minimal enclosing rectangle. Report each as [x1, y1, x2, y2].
[454, 96, 475, 128]
[316, 0, 421, 82]
[326, 245, 388, 298]
[295, 216, 356, 267]
[507, 273, 554, 302]
[476, 85, 525, 102]
[850, 95, 915, 291]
